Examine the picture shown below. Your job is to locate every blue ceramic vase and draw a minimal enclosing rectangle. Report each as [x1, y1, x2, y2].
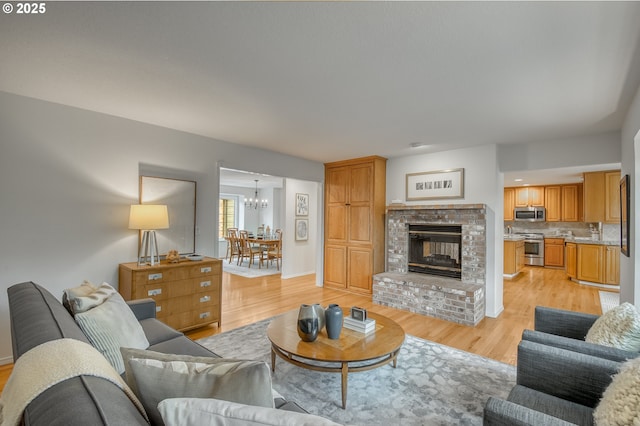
[297, 304, 320, 342]
[325, 304, 343, 339]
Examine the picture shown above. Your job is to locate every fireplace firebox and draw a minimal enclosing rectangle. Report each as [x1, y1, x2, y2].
[408, 224, 462, 279]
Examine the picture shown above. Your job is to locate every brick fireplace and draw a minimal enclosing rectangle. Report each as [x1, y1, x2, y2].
[372, 204, 486, 326]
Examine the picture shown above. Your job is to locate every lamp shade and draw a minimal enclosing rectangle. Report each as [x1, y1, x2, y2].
[129, 204, 169, 230]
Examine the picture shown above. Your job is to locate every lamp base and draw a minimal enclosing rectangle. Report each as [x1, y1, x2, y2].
[138, 230, 161, 266]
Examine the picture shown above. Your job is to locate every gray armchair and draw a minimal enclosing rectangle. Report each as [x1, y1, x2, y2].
[484, 339, 620, 425]
[522, 306, 638, 362]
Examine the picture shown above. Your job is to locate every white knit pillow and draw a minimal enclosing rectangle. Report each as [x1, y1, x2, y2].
[594, 356, 640, 425]
[585, 303, 640, 351]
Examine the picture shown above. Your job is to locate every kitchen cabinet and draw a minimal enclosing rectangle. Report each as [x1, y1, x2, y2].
[504, 188, 515, 221]
[565, 242, 577, 278]
[605, 246, 620, 285]
[584, 171, 620, 224]
[605, 172, 621, 223]
[324, 156, 386, 294]
[544, 238, 565, 267]
[566, 242, 619, 286]
[515, 186, 544, 207]
[544, 185, 580, 222]
[504, 239, 525, 277]
[544, 186, 561, 222]
[561, 184, 581, 222]
[577, 244, 604, 283]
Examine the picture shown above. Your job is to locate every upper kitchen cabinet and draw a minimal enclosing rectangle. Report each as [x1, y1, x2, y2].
[504, 188, 515, 221]
[545, 184, 581, 222]
[583, 171, 620, 224]
[324, 156, 386, 295]
[515, 186, 544, 207]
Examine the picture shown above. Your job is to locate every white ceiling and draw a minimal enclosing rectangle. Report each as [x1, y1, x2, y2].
[1, 2, 639, 178]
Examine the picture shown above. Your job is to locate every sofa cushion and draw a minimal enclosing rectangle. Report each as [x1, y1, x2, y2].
[593, 356, 640, 425]
[585, 303, 640, 351]
[73, 287, 149, 374]
[157, 398, 342, 426]
[147, 335, 221, 358]
[508, 384, 594, 426]
[121, 348, 274, 426]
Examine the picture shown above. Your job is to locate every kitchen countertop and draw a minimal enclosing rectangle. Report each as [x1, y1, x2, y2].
[563, 237, 619, 246]
[503, 235, 525, 241]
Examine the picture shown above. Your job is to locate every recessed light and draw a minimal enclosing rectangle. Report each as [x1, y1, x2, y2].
[409, 142, 429, 149]
[514, 178, 523, 182]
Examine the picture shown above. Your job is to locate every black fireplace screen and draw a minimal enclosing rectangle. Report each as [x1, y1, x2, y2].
[408, 224, 462, 279]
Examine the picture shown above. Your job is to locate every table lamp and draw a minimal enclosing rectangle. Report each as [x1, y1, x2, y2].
[129, 204, 169, 266]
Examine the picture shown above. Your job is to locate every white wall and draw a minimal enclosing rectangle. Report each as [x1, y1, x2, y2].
[0, 91, 323, 364]
[621, 84, 640, 306]
[386, 144, 503, 317]
[282, 178, 320, 279]
[498, 131, 621, 171]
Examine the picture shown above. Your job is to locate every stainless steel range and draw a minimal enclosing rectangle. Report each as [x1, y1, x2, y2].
[517, 232, 545, 266]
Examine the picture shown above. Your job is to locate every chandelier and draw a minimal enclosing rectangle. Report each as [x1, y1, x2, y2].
[245, 179, 268, 209]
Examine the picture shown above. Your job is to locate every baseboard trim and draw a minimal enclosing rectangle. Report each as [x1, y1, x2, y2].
[0, 355, 14, 366]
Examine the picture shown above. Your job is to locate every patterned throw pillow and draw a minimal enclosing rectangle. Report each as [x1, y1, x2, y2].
[67, 282, 150, 373]
[594, 356, 640, 425]
[585, 303, 640, 351]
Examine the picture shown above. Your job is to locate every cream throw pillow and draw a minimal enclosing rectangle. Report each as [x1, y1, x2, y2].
[121, 348, 275, 426]
[585, 303, 640, 351]
[158, 398, 343, 426]
[594, 356, 640, 425]
[73, 284, 149, 374]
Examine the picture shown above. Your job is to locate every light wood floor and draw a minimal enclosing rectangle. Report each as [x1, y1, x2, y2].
[0, 265, 606, 393]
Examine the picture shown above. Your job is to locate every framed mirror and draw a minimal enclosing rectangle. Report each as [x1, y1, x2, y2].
[140, 176, 196, 255]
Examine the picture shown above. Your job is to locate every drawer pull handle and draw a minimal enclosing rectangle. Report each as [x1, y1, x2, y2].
[148, 289, 162, 296]
[199, 312, 210, 319]
[200, 281, 211, 288]
[148, 273, 163, 281]
[156, 306, 162, 313]
[201, 267, 212, 273]
[200, 295, 211, 303]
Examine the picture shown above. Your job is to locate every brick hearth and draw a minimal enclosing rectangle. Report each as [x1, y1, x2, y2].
[373, 204, 486, 326]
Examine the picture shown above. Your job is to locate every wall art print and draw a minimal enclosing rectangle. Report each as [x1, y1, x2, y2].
[406, 168, 464, 201]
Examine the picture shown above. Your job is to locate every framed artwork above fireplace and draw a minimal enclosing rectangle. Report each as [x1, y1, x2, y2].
[406, 168, 464, 201]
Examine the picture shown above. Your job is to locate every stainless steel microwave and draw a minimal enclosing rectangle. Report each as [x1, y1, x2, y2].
[514, 206, 546, 222]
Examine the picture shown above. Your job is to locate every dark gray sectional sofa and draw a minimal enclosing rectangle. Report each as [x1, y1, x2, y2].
[7, 281, 303, 425]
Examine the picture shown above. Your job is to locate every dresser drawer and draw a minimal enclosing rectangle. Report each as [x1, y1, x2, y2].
[187, 262, 221, 278]
[191, 307, 220, 327]
[133, 268, 188, 285]
[193, 277, 220, 294]
[135, 283, 168, 301]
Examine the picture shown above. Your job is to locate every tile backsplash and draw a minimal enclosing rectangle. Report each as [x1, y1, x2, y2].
[504, 221, 620, 242]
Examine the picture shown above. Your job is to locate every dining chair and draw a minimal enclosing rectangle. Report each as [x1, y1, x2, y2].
[226, 228, 240, 264]
[238, 230, 263, 268]
[266, 229, 283, 271]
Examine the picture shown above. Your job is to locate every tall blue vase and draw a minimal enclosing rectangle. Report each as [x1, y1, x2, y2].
[325, 304, 343, 339]
[297, 304, 319, 342]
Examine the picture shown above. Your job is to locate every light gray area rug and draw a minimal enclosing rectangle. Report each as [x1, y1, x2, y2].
[222, 259, 281, 278]
[198, 318, 515, 425]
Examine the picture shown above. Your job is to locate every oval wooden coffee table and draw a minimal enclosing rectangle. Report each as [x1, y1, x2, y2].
[267, 308, 405, 409]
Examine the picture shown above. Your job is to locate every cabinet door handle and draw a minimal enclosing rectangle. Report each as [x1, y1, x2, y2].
[200, 281, 211, 288]
[148, 289, 162, 296]
[201, 267, 212, 273]
[200, 295, 211, 303]
[199, 312, 210, 319]
[148, 273, 163, 281]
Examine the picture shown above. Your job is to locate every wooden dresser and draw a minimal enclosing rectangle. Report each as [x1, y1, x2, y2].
[119, 257, 222, 331]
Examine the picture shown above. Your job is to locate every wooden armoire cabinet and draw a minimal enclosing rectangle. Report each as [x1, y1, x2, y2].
[324, 156, 386, 294]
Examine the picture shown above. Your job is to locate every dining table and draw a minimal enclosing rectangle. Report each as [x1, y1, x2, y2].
[247, 236, 281, 267]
